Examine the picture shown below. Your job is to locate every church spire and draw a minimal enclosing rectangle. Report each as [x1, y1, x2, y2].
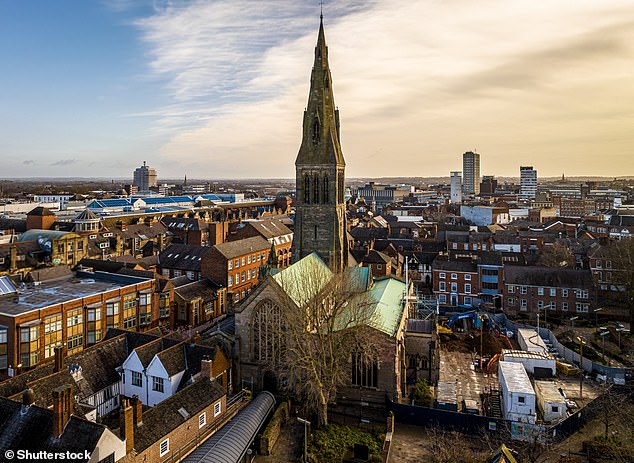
[291, 17, 348, 271]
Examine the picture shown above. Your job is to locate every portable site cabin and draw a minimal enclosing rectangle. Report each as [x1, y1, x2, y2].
[517, 328, 548, 354]
[498, 361, 536, 424]
[501, 350, 556, 377]
[534, 380, 567, 423]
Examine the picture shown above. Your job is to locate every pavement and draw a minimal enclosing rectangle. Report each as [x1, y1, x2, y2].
[254, 421, 303, 463]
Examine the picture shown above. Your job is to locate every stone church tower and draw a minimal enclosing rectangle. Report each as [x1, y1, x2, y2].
[291, 16, 348, 271]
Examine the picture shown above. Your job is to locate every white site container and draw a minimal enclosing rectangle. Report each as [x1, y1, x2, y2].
[498, 361, 536, 424]
[502, 349, 556, 376]
[534, 380, 567, 423]
[517, 328, 548, 353]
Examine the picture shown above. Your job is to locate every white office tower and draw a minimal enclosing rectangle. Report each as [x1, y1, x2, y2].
[450, 172, 462, 204]
[520, 166, 537, 199]
[462, 151, 480, 195]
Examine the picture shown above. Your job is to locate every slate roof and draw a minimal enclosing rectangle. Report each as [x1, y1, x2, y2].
[0, 331, 162, 407]
[159, 243, 210, 271]
[0, 218, 26, 233]
[504, 266, 593, 288]
[0, 398, 105, 460]
[432, 257, 478, 273]
[133, 337, 180, 369]
[175, 279, 222, 302]
[133, 377, 225, 452]
[27, 206, 56, 217]
[213, 236, 269, 259]
[241, 220, 292, 240]
[26, 265, 73, 282]
[161, 217, 208, 231]
[74, 209, 100, 221]
[609, 215, 634, 227]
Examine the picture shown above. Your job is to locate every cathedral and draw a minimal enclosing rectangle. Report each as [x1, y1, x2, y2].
[232, 17, 426, 411]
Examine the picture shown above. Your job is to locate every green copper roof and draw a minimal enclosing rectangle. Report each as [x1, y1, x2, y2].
[272, 252, 332, 306]
[364, 278, 406, 336]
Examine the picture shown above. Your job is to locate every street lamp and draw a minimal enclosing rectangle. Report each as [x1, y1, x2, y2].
[594, 308, 604, 333]
[576, 336, 586, 400]
[599, 330, 609, 364]
[297, 417, 311, 462]
[570, 316, 579, 330]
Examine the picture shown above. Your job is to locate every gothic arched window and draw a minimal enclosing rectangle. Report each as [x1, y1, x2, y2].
[304, 174, 310, 204]
[323, 175, 329, 203]
[313, 174, 320, 204]
[251, 299, 283, 362]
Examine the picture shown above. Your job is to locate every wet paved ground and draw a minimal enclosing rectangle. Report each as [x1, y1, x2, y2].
[387, 423, 430, 462]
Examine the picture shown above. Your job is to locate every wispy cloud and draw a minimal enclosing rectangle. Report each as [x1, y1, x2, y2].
[133, 0, 634, 177]
[50, 159, 77, 167]
[22, 160, 35, 165]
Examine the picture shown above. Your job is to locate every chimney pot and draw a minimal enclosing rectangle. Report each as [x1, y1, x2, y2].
[54, 345, 64, 372]
[201, 357, 213, 380]
[120, 399, 135, 453]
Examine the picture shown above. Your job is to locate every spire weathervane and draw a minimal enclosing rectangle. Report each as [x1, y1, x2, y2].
[320, 0, 324, 19]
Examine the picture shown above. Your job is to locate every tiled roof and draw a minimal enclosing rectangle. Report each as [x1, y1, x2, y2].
[27, 206, 56, 217]
[174, 279, 221, 302]
[213, 236, 269, 259]
[134, 378, 225, 451]
[504, 266, 593, 288]
[0, 398, 105, 459]
[159, 244, 210, 271]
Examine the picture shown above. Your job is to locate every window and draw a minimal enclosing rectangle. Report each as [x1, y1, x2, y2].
[187, 271, 196, 281]
[465, 274, 472, 281]
[537, 301, 544, 309]
[520, 299, 527, 310]
[152, 376, 164, 393]
[241, 271, 246, 283]
[464, 296, 472, 305]
[241, 257, 246, 266]
[235, 258, 240, 268]
[520, 286, 527, 295]
[439, 294, 447, 304]
[351, 353, 378, 388]
[228, 275, 233, 287]
[450, 282, 457, 292]
[577, 290, 589, 299]
[248, 255, 252, 264]
[562, 289, 568, 297]
[550, 288, 556, 297]
[439, 273, 446, 279]
[376, 264, 383, 270]
[562, 302, 568, 311]
[160, 439, 169, 457]
[508, 298, 515, 306]
[518, 396, 525, 404]
[464, 284, 471, 294]
[549, 302, 556, 310]
[199, 412, 207, 428]
[576, 303, 589, 313]
[451, 273, 457, 280]
[551, 406, 559, 413]
[214, 401, 222, 417]
[67, 334, 83, 350]
[132, 371, 142, 387]
[538, 287, 544, 296]
[508, 285, 514, 294]
[228, 260, 233, 270]
[439, 282, 446, 292]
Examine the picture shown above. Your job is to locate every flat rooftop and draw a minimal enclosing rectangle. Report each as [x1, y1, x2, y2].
[499, 361, 535, 395]
[0, 272, 151, 317]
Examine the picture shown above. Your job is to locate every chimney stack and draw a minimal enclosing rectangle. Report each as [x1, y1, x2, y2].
[53, 384, 73, 439]
[53, 345, 64, 372]
[9, 244, 17, 273]
[201, 357, 213, 380]
[22, 388, 35, 407]
[131, 395, 143, 426]
[119, 399, 135, 453]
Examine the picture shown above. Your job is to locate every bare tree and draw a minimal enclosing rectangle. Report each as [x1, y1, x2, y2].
[267, 256, 381, 426]
[537, 242, 575, 268]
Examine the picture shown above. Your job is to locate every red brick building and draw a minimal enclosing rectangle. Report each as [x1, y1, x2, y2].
[503, 266, 594, 317]
[228, 219, 293, 268]
[201, 236, 270, 304]
[432, 257, 480, 307]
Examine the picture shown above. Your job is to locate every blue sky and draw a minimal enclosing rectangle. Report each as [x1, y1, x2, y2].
[1, 1, 634, 180]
